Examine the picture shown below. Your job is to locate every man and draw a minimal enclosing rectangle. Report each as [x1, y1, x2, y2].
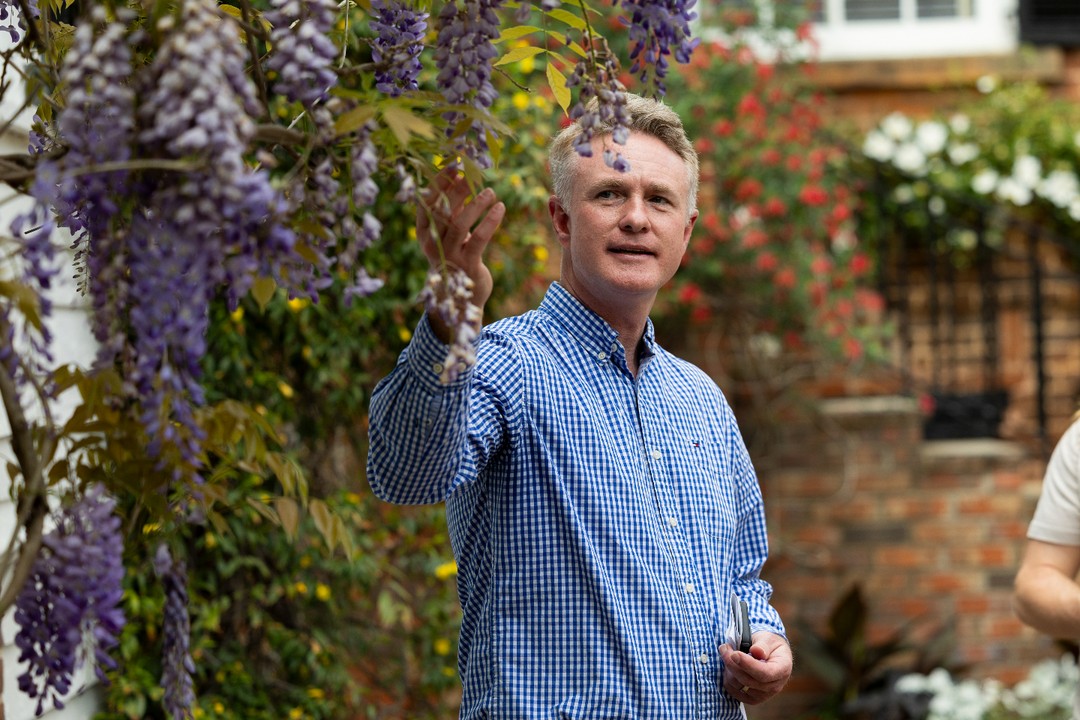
[1014, 414, 1080, 719]
[366, 94, 792, 718]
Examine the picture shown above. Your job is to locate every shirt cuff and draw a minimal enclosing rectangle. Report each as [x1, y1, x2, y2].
[406, 312, 474, 390]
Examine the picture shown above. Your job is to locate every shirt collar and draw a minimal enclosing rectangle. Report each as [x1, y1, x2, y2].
[539, 282, 658, 361]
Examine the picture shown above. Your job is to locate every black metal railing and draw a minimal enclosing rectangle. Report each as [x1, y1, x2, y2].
[859, 164, 1080, 451]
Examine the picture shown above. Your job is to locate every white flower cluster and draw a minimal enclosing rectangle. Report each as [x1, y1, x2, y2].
[863, 110, 1080, 222]
[895, 654, 1077, 720]
[421, 269, 482, 385]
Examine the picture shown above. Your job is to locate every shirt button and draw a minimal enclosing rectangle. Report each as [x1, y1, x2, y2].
[698, 653, 709, 665]
[432, 362, 444, 375]
[610, 342, 618, 353]
[596, 351, 606, 361]
[667, 517, 678, 527]
[650, 449, 662, 460]
[684, 583, 695, 594]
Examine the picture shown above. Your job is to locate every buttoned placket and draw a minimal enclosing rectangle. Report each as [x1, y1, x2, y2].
[633, 362, 721, 718]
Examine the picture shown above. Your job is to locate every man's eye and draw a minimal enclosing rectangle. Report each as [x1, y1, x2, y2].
[651, 196, 671, 205]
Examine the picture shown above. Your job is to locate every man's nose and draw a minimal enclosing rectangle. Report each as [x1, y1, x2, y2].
[619, 196, 649, 233]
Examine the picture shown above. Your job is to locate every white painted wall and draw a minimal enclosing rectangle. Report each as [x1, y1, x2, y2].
[813, 0, 1019, 61]
[0, 43, 103, 720]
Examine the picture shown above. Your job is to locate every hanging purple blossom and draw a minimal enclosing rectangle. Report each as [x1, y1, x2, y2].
[0, 0, 36, 44]
[433, 0, 503, 169]
[154, 545, 195, 720]
[369, 0, 428, 97]
[13, 484, 125, 715]
[566, 38, 632, 171]
[618, 0, 699, 96]
[265, 0, 339, 107]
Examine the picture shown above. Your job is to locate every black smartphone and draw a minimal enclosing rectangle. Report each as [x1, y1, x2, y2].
[729, 594, 752, 653]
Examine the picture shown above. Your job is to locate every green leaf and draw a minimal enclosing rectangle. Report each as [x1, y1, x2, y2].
[494, 45, 546, 67]
[382, 105, 435, 147]
[547, 63, 571, 113]
[497, 25, 541, 42]
[251, 276, 277, 311]
[545, 7, 587, 30]
[334, 104, 377, 138]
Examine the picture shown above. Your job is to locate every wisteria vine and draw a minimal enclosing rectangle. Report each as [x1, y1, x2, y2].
[0, 0, 697, 716]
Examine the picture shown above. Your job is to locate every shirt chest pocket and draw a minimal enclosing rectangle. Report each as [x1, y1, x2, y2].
[674, 439, 740, 540]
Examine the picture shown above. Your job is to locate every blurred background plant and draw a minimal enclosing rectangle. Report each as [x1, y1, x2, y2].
[857, 80, 1080, 259]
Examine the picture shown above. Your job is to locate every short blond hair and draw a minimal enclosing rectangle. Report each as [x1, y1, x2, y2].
[549, 93, 699, 215]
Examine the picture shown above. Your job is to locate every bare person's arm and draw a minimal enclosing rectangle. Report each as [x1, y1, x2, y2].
[1013, 538, 1080, 638]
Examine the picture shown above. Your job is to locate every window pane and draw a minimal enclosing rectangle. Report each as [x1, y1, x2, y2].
[845, 0, 901, 20]
[807, 0, 826, 21]
[917, 0, 970, 18]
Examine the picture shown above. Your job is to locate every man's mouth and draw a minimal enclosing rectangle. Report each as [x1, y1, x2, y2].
[609, 246, 655, 256]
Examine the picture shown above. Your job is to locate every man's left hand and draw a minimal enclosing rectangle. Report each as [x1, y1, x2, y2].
[719, 631, 792, 705]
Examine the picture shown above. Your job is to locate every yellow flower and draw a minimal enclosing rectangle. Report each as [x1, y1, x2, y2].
[307, 687, 325, 700]
[315, 583, 331, 601]
[287, 297, 309, 312]
[533, 245, 549, 263]
[205, 533, 217, 549]
[255, 403, 268, 415]
[512, 91, 530, 111]
[278, 381, 295, 399]
[230, 307, 244, 323]
[434, 638, 451, 655]
[442, 666, 457, 678]
[289, 708, 304, 720]
[193, 708, 205, 719]
[345, 492, 361, 504]
[533, 95, 550, 110]
[520, 55, 536, 74]
[213, 702, 225, 714]
[510, 173, 523, 189]
[408, 226, 417, 240]
[398, 326, 412, 343]
[294, 581, 309, 595]
[142, 522, 161, 534]
[434, 560, 458, 579]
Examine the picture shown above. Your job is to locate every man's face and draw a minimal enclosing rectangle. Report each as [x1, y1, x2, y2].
[549, 131, 698, 318]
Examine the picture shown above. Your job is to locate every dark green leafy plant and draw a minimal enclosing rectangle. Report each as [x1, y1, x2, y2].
[796, 584, 963, 720]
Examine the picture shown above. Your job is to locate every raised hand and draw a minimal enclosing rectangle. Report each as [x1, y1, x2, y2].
[417, 168, 506, 343]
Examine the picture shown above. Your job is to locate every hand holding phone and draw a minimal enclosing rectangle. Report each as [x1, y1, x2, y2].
[728, 593, 752, 654]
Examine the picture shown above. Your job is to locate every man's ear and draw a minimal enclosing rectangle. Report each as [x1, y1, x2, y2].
[549, 195, 571, 247]
[683, 209, 699, 251]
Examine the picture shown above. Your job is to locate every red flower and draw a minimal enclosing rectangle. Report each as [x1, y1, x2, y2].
[696, 138, 715, 153]
[735, 178, 763, 202]
[756, 251, 778, 272]
[761, 148, 782, 166]
[762, 197, 787, 217]
[799, 185, 829, 206]
[679, 282, 703, 303]
[712, 119, 734, 137]
[742, 228, 769, 249]
[691, 305, 712, 324]
[774, 266, 797, 289]
[850, 252, 871, 275]
[843, 337, 864, 361]
[737, 93, 765, 119]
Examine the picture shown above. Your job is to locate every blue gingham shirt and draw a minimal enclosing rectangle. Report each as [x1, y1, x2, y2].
[367, 282, 785, 719]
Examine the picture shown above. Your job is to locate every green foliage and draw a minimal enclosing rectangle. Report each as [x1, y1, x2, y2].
[857, 81, 1080, 261]
[796, 584, 961, 720]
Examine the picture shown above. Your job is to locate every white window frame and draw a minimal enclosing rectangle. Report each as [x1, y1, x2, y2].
[814, 0, 1019, 61]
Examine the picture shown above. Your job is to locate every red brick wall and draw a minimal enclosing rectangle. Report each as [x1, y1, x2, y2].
[738, 395, 1061, 720]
